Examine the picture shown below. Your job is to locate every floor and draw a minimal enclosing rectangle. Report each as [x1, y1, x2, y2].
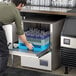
[53, 66, 76, 76]
[5, 66, 76, 76]
[5, 67, 61, 76]
[8, 55, 76, 76]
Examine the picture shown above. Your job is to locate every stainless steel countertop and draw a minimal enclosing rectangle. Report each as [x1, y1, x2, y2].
[20, 6, 76, 16]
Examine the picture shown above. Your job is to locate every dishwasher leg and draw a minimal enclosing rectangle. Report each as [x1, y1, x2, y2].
[64, 66, 68, 74]
[11, 55, 14, 66]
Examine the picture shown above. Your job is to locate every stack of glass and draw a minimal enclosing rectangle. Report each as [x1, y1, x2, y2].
[19, 28, 50, 52]
[26, 0, 76, 8]
[51, 0, 76, 8]
[26, 0, 51, 6]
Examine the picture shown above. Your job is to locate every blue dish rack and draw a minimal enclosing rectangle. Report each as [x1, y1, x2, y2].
[18, 30, 50, 52]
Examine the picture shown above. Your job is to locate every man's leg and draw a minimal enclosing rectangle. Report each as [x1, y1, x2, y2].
[0, 56, 8, 76]
[0, 24, 9, 76]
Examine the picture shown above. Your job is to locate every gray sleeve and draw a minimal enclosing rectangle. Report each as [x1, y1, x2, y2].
[14, 9, 24, 35]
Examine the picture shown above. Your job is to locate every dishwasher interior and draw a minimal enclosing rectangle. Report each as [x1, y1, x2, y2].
[19, 22, 50, 53]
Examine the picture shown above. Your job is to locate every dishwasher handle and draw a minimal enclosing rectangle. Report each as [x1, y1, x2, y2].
[36, 49, 51, 58]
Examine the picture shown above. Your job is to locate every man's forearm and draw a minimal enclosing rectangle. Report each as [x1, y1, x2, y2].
[18, 34, 28, 45]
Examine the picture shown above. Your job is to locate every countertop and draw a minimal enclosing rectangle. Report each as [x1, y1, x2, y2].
[20, 6, 76, 16]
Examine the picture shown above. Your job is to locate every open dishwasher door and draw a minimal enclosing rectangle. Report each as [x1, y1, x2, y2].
[36, 48, 50, 58]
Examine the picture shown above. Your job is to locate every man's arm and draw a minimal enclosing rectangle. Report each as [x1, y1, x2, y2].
[14, 8, 33, 50]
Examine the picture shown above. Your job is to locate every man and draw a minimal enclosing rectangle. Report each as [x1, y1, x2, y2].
[0, 0, 33, 76]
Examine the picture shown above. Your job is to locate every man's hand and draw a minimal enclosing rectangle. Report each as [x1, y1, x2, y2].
[18, 34, 34, 50]
[26, 42, 33, 50]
